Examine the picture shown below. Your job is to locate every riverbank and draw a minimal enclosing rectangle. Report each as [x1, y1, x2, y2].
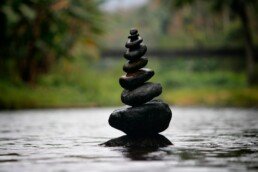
[1, 57, 258, 109]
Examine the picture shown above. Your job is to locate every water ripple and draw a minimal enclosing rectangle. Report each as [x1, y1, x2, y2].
[0, 107, 257, 172]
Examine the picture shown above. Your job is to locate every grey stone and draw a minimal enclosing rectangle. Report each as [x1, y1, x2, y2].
[121, 82, 162, 106]
[119, 68, 154, 90]
[123, 57, 148, 73]
[109, 99, 172, 136]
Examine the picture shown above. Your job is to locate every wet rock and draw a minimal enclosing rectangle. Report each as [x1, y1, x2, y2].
[101, 134, 172, 148]
[121, 82, 162, 106]
[107, 28, 172, 141]
[109, 100, 172, 136]
[123, 57, 148, 73]
[130, 28, 138, 35]
[125, 37, 143, 49]
[128, 33, 139, 40]
[128, 28, 139, 40]
[124, 44, 147, 60]
[119, 68, 154, 90]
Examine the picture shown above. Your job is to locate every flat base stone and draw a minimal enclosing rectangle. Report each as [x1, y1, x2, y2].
[100, 134, 172, 148]
[109, 99, 172, 136]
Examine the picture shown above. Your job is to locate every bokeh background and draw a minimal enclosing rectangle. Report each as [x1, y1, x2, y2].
[0, 0, 258, 109]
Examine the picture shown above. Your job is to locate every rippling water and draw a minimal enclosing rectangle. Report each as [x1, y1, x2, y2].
[0, 107, 257, 172]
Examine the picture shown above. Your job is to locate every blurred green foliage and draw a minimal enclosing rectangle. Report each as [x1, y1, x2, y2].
[0, 0, 103, 83]
[1, 56, 258, 109]
[103, 0, 258, 48]
[1, 0, 258, 109]
[163, 0, 258, 84]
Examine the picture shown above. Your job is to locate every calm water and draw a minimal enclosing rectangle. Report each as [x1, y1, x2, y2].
[0, 107, 257, 172]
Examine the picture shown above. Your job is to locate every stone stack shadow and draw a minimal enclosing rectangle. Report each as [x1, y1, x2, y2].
[108, 28, 172, 137]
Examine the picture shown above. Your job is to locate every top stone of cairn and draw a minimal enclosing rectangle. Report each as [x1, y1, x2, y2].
[130, 28, 138, 35]
[124, 28, 147, 60]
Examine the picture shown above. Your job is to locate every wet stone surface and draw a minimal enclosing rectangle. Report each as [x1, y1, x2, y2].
[121, 82, 162, 106]
[124, 44, 147, 60]
[119, 68, 154, 90]
[109, 100, 171, 136]
[0, 108, 258, 172]
[123, 57, 148, 73]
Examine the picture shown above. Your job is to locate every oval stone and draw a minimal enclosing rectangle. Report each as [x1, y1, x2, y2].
[121, 82, 162, 106]
[124, 44, 147, 61]
[125, 37, 143, 48]
[130, 28, 138, 35]
[119, 68, 154, 90]
[123, 57, 148, 73]
[128, 33, 139, 39]
[108, 99, 172, 136]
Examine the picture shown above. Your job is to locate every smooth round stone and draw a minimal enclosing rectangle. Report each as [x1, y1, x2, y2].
[121, 82, 162, 106]
[128, 33, 139, 40]
[125, 37, 143, 48]
[123, 57, 148, 73]
[108, 99, 172, 136]
[119, 68, 154, 90]
[101, 134, 172, 148]
[130, 28, 138, 35]
[124, 44, 147, 61]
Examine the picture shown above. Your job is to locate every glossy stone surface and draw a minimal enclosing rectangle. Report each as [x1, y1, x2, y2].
[119, 68, 154, 90]
[124, 44, 147, 60]
[123, 57, 148, 73]
[125, 37, 143, 49]
[121, 82, 162, 106]
[109, 28, 173, 139]
[109, 100, 172, 136]
[130, 28, 138, 35]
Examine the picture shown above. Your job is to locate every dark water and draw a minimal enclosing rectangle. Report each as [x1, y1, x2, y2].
[0, 107, 257, 172]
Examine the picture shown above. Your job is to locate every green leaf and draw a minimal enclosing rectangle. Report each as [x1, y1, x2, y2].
[19, 4, 36, 20]
[2, 5, 20, 24]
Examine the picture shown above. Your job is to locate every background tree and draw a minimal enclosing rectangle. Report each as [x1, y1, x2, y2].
[170, 0, 257, 85]
[0, 0, 103, 83]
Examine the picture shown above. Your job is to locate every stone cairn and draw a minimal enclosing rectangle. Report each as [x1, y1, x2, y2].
[108, 28, 172, 137]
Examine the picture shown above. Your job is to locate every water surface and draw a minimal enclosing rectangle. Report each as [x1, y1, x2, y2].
[0, 107, 257, 172]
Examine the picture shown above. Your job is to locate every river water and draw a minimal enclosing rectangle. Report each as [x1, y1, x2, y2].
[0, 107, 257, 172]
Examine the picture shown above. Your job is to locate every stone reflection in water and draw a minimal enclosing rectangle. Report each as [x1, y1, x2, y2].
[102, 134, 172, 148]
[101, 134, 172, 160]
[123, 147, 168, 161]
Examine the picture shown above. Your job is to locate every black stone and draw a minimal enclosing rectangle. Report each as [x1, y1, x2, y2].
[108, 99, 172, 136]
[101, 134, 172, 148]
[130, 28, 138, 35]
[125, 37, 143, 49]
[123, 57, 148, 73]
[128, 34, 139, 41]
[124, 44, 147, 61]
[119, 68, 154, 90]
[121, 82, 162, 106]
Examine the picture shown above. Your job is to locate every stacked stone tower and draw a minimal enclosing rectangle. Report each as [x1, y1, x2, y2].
[108, 28, 172, 137]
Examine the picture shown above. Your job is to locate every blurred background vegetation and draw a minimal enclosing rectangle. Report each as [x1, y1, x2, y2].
[0, 0, 258, 109]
